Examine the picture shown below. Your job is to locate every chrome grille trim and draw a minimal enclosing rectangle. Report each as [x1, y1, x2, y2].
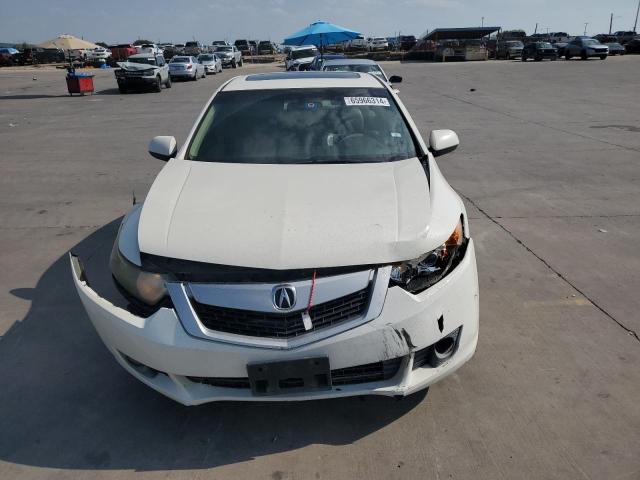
[168, 266, 391, 350]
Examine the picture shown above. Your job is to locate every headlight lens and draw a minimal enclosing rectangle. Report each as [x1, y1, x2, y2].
[110, 242, 168, 305]
[390, 218, 467, 294]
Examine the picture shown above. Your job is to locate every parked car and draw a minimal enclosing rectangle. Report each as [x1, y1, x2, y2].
[347, 35, 367, 51]
[308, 53, 346, 71]
[367, 37, 389, 51]
[607, 42, 626, 55]
[548, 32, 569, 43]
[564, 37, 608, 60]
[521, 42, 558, 61]
[613, 31, 637, 44]
[215, 45, 242, 67]
[234, 39, 251, 56]
[0, 47, 19, 65]
[71, 71, 478, 406]
[184, 41, 204, 56]
[398, 35, 417, 51]
[624, 37, 640, 53]
[322, 59, 402, 89]
[109, 44, 137, 61]
[197, 53, 222, 74]
[497, 40, 524, 59]
[114, 53, 171, 93]
[86, 47, 112, 62]
[258, 41, 275, 55]
[168, 56, 205, 80]
[553, 42, 569, 57]
[249, 40, 258, 55]
[136, 44, 163, 56]
[285, 45, 318, 70]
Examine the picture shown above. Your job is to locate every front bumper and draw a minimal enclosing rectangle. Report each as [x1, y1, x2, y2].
[204, 65, 217, 72]
[116, 75, 157, 86]
[70, 241, 479, 405]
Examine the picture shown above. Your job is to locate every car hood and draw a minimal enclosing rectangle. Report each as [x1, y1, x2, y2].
[138, 158, 434, 269]
[116, 61, 155, 71]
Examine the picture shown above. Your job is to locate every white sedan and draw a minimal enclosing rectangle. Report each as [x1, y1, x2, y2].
[197, 53, 222, 74]
[71, 71, 479, 405]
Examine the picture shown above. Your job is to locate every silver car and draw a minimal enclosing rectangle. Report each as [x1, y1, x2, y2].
[168, 56, 206, 81]
[197, 53, 222, 74]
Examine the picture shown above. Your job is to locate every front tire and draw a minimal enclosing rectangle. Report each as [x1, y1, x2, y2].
[600, 55, 607, 60]
[239, 58, 243, 66]
[118, 85, 127, 94]
[565, 53, 571, 60]
[521, 54, 527, 61]
[153, 75, 162, 92]
[165, 76, 171, 88]
[581, 50, 588, 60]
[232, 60, 237, 68]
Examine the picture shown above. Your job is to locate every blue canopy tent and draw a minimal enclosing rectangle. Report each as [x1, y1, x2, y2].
[284, 21, 361, 56]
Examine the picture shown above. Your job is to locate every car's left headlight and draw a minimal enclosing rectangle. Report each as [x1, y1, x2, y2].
[110, 243, 170, 305]
[390, 217, 468, 294]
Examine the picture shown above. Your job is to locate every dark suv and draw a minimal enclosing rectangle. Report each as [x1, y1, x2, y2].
[258, 41, 274, 55]
[234, 39, 251, 55]
[521, 42, 558, 61]
[398, 35, 417, 51]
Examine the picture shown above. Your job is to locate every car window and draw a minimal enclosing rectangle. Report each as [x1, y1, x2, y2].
[324, 64, 386, 81]
[187, 88, 418, 164]
[171, 57, 190, 63]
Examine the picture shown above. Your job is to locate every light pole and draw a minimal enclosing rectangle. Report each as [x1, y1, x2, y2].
[583, 22, 589, 35]
[610, 12, 613, 34]
[635, 0, 640, 32]
[481, 16, 484, 27]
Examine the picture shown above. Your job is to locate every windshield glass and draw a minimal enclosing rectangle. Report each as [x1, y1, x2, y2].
[324, 64, 385, 80]
[171, 56, 190, 63]
[506, 41, 524, 47]
[584, 39, 599, 45]
[539, 42, 553, 48]
[199, 54, 214, 61]
[187, 88, 417, 164]
[292, 49, 316, 59]
[128, 57, 156, 65]
[217, 46, 232, 51]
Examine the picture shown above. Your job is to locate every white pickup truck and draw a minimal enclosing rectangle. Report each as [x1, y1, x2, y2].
[115, 53, 171, 93]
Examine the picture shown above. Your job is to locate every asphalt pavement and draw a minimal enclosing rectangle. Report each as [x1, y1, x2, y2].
[0, 57, 639, 480]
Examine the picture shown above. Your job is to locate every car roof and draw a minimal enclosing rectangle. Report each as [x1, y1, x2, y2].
[223, 72, 384, 91]
[323, 59, 378, 66]
[129, 53, 156, 59]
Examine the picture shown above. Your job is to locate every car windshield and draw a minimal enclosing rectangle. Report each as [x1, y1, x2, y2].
[199, 54, 214, 61]
[539, 42, 553, 48]
[292, 49, 316, 59]
[217, 46, 232, 51]
[506, 41, 524, 47]
[187, 88, 418, 164]
[185, 42, 198, 47]
[171, 57, 191, 63]
[324, 64, 386, 81]
[128, 57, 156, 65]
[584, 39, 600, 45]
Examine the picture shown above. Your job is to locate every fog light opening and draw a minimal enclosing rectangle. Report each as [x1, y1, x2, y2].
[121, 352, 162, 379]
[434, 336, 455, 359]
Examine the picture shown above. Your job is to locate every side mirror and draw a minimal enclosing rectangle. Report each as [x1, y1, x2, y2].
[429, 129, 459, 157]
[149, 136, 177, 161]
[389, 75, 403, 83]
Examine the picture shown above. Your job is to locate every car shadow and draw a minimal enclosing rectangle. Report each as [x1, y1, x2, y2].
[0, 219, 427, 472]
[0, 94, 71, 100]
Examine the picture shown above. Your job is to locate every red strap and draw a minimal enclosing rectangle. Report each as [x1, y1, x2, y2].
[306, 270, 317, 314]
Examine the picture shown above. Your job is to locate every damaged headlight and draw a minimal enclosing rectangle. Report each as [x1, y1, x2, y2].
[110, 243, 169, 305]
[390, 217, 467, 294]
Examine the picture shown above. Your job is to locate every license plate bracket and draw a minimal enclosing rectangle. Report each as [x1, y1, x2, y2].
[247, 357, 331, 396]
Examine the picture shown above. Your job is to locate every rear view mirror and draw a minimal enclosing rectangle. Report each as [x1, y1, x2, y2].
[429, 129, 459, 157]
[389, 75, 403, 83]
[149, 136, 177, 161]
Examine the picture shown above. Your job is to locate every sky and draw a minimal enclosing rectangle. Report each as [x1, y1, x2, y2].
[1, 0, 638, 45]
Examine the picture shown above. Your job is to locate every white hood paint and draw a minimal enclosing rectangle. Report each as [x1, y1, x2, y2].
[138, 158, 442, 269]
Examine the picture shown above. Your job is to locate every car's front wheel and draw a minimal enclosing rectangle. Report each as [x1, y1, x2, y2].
[600, 55, 607, 60]
[521, 54, 527, 61]
[581, 50, 588, 60]
[153, 75, 162, 92]
[165, 76, 171, 88]
[118, 85, 127, 94]
[232, 60, 237, 68]
[239, 58, 243, 66]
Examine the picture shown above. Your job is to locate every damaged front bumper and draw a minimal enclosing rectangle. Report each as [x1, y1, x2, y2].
[69, 241, 479, 405]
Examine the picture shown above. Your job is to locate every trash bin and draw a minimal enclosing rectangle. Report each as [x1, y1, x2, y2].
[66, 72, 94, 96]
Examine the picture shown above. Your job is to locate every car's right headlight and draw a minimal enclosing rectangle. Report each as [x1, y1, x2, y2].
[389, 217, 468, 294]
[110, 242, 170, 305]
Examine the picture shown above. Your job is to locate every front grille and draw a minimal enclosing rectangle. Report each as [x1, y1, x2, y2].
[191, 287, 370, 339]
[186, 357, 404, 389]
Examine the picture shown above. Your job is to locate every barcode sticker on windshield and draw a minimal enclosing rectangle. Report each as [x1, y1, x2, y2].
[344, 97, 390, 107]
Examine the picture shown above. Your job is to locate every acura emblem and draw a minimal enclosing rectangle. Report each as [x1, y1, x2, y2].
[273, 285, 296, 310]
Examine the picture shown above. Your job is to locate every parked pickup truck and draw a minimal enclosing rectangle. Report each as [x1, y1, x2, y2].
[115, 53, 171, 93]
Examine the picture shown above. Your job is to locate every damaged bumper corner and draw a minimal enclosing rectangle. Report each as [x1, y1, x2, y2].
[68, 242, 479, 406]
